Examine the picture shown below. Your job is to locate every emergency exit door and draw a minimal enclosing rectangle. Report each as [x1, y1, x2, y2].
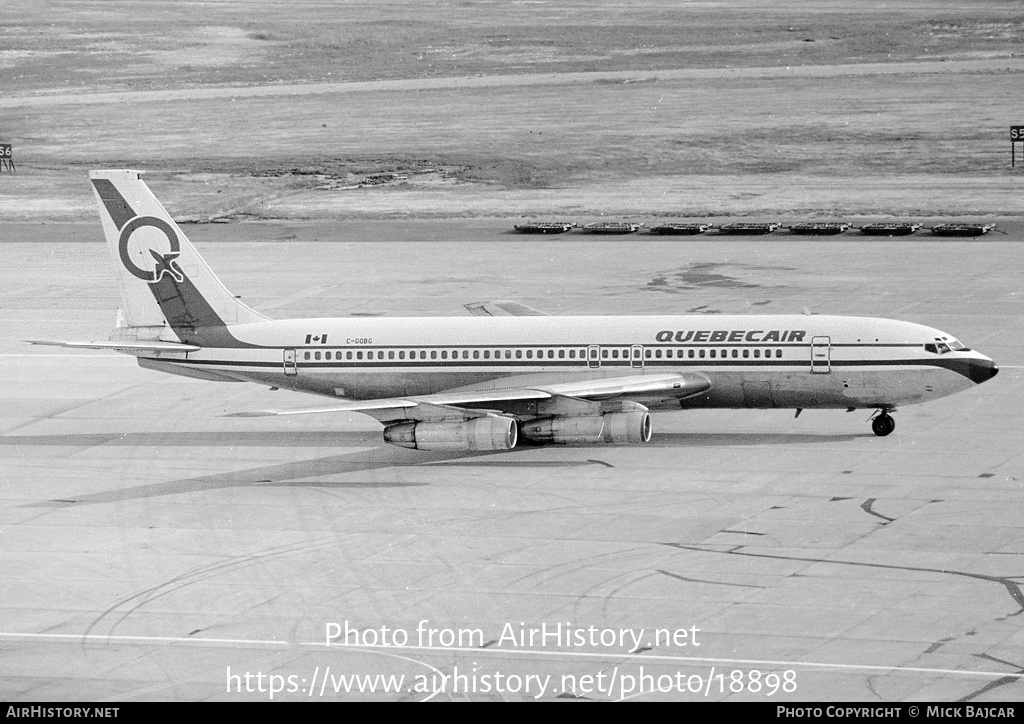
[283, 348, 297, 376]
[810, 336, 831, 374]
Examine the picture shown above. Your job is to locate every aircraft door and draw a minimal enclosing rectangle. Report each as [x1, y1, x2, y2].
[811, 336, 831, 374]
[630, 345, 644, 368]
[588, 345, 601, 369]
[283, 348, 298, 376]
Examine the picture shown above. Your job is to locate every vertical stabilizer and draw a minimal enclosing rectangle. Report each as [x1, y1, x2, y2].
[90, 170, 267, 346]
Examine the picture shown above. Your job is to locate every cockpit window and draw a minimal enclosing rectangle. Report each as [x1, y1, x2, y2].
[925, 342, 962, 355]
[926, 338, 969, 354]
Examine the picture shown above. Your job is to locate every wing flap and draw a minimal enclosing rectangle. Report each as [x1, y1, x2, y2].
[228, 388, 552, 419]
[228, 398, 419, 417]
[464, 300, 549, 317]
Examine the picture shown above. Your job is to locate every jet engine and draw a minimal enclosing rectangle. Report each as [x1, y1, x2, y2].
[521, 409, 652, 445]
[601, 409, 652, 444]
[383, 416, 518, 451]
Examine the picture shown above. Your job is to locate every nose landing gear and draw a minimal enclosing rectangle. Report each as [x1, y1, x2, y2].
[870, 408, 896, 437]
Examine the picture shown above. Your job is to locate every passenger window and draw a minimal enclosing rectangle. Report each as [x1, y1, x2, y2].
[304, 352, 310, 360]
[505, 350, 511, 359]
[315, 351, 321, 360]
[688, 350, 694, 358]
[699, 350, 705, 358]
[775, 350, 782, 358]
[602, 350, 609, 359]
[547, 350, 554, 359]
[710, 350, 716, 358]
[441, 351, 447, 359]
[655, 350, 662, 358]
[473, 350, 479, 359]
[527, 350, 533, 359]
[753, 349, 759, 358]
[484, 350, 490, 359]
[558, 350, 565, 358]
[742, 349, 748, 358]
[732, 350, 738, 358]
[569, 350, 576, 358]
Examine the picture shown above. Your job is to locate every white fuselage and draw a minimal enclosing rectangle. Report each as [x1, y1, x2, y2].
[136, 314, 992, 411]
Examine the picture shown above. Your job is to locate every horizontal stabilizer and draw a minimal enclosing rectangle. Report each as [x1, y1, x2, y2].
[27, 340, 201, 352]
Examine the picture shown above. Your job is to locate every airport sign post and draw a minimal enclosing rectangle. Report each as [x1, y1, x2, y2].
[0, 144, 13, 172]
[1013, 126, 1024, 168]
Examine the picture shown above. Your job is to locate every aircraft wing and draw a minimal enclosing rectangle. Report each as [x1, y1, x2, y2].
[27, 340, 202, 353]
[229, 372, 711, 423]
[463, 299, 549, 317]
[537, 373, 707, 400]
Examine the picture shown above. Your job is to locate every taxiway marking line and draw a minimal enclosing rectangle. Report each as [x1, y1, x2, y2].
[2, 632, 1021, 680]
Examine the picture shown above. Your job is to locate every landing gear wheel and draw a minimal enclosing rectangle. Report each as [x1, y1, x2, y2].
[871, 414, 895, 437]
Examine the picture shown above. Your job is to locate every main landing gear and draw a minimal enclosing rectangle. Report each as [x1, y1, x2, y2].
[870, 409, 896, 437]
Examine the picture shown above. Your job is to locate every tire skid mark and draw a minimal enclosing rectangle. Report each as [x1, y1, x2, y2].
[661, 543, 1024, 613]
[657, 569, 765, 590]
[83, 536, 345, 642]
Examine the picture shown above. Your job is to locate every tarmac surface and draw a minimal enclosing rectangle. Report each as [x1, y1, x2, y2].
[1, 222, 1022, 701]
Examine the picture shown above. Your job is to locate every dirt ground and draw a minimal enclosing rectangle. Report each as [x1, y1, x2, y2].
[2, 0, 1023, 220]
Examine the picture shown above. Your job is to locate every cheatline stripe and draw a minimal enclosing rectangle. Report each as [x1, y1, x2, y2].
[164, 358, 970, 370]
[0, 632, 1019, 679]
[159, 342, 924, 351]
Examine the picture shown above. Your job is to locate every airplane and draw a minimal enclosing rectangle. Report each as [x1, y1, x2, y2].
[29, 170, 998, 451]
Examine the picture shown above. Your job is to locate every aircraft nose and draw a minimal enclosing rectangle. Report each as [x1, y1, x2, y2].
[969, 358, 998, 384]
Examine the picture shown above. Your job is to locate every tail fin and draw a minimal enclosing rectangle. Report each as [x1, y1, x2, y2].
[90, 170, 267, 347]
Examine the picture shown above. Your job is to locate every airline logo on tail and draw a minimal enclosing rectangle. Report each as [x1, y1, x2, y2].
[118, 216, 184, 283]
